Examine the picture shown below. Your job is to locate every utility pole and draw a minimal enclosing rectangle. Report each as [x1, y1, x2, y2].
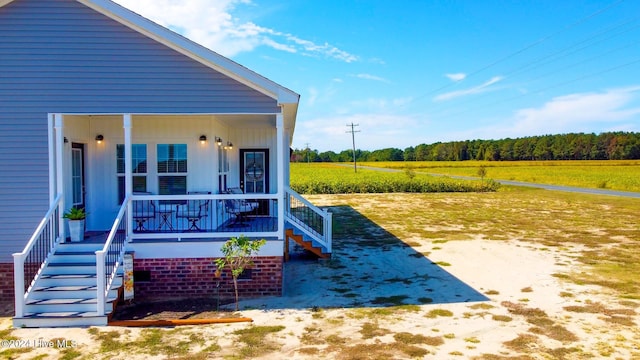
[346, 123, 360, 172]
[304, 143, 311, 164]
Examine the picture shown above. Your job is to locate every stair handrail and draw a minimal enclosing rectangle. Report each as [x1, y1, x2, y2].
[284, 187, 332, 252]
[96, 195, 130, 315]
[13, 194, 63, 318]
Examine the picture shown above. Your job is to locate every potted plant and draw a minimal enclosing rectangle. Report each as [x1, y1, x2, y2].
[63, 206, 86, 242]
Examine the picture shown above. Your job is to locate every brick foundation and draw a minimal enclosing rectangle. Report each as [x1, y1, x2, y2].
[0, 263, 14, 308]
[133, 257, 282, 301]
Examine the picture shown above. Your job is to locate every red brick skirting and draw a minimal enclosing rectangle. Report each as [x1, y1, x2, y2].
[133, 257, 282, 301]
[0, 263, 14, 308]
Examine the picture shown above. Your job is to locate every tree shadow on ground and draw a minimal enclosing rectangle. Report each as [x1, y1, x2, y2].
[241, 205, 488, 310]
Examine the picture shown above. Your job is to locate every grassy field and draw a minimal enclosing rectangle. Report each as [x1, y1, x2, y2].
[1, 162, 639, 359]
[356, 160, 640, 192]
[290, 163, 499, 194]
[335, 189, 640, 300]
[2, 189, 637, 359]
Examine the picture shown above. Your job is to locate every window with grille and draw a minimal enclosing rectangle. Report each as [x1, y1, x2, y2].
[158, 144, 187, 196]
[116, 144, 147, 204]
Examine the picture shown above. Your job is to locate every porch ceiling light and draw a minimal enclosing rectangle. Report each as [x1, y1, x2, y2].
[199, 135, 207, 144]
[215, 137, 223, 146]
[95, 134, 104, 143]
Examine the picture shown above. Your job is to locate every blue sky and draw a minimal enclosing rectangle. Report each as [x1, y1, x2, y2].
[114, 0, 640, 152]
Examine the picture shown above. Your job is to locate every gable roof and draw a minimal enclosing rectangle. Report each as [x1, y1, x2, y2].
[0, 0, 299, 107]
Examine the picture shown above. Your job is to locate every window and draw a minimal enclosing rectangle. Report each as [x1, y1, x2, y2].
[158, 144, 187, 196]
[117, 144, 147, 204]
[158, 144, 187, 173]
[218, 145, 229, 193]
[71, 147, 83, 206]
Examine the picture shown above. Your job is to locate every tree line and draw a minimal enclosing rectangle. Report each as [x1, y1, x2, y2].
[291, 132, 640, 162]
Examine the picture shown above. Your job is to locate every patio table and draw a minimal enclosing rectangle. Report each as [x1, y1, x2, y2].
[157, 207, 174, 231]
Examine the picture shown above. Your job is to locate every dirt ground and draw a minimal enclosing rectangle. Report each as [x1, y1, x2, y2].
[110, 298, 236, 321]
[2, 192, 639, 359]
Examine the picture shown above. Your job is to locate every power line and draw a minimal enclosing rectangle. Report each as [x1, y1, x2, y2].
[409, 0, 628, 105]
[415, 6, 640, 122]
[429, 55, 640, 121]
[346, 123, 360, 172]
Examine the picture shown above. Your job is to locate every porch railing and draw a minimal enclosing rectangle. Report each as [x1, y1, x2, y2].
[96, 195, 130, 315]
[284, 187, 332, 253]
[129, 193, 280, 240]
[13, 194, 63, 318]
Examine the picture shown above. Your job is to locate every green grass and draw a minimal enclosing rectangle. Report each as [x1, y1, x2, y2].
[290, 162, 499, 194]
[425, 309, 454, 318]
[232, 325, 286, 358]
[359, 160, 640, 192]
[324, 189, 640, 299]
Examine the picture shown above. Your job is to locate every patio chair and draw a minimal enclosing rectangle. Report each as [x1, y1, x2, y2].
[132, 192, 156, 232]
[176, 191, 210, 231]
[225, 188, 258, 226]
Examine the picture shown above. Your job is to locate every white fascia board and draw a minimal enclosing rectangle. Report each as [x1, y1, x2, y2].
[79, 0, 299, 106]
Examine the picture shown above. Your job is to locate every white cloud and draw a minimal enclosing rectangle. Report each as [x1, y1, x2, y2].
[348, 96, 414, 112]
[448, 86, 640, 141]
[511, 86, 640, 134]
[434, 76, 503, 102]
[113, 0, 357, 61]
[307, 87, 319, 106]
[353, 74, 390, 83]
[294, 113, 425, 151]
[445, 73, 466, 82]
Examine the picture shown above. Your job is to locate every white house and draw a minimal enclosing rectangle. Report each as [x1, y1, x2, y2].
[0, 0, 331, 327]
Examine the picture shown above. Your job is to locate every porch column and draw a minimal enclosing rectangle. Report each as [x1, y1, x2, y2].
[48, 114, 55, 203]
[276, 113, 285, 239]
[123, 114, 133, 236]
[54, 114, 65, 240]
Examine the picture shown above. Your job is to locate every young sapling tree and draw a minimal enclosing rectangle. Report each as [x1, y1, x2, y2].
[215, 235, 266, 311]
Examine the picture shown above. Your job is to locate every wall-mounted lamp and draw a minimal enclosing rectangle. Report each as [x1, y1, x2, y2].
[95, 134, 104, 144]
[215, 137, 223, 146]
[226, 141, 233, 150]
[199, 135, 207, 144]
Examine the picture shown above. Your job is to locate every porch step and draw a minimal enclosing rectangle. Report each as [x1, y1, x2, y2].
[285, 228, 331, 259]
[13, 312, 109, 328]
[25, 296, 118, 313]
[31, 284, 121, 300]
[44, 263, 97, 275]
[38, 274, 122, 287]
[14, 241, 124, 328]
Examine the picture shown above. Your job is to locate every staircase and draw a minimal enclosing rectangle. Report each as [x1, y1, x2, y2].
[13, 242, 123, 328]
[286, 228, 331, 259]
[284, 187, 333, 260]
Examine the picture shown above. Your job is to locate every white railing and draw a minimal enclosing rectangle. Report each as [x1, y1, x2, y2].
[128, 193, 280, 240]
[96, 195, 130, 315]
[13, 194, 63, 318]
[284, 187, 332, 253]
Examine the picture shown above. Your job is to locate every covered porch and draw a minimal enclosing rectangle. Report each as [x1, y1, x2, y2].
[12, 112, 332, 326]
[53, 112, 290, 239]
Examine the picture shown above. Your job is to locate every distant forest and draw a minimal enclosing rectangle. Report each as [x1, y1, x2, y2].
[291, 132, 640, 162]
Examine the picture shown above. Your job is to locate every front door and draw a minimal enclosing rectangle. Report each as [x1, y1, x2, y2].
[71, 143, 86, 210]
[240, 149, 269, 215]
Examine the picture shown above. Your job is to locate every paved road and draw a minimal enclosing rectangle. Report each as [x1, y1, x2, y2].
[337, 164, 640, 199]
